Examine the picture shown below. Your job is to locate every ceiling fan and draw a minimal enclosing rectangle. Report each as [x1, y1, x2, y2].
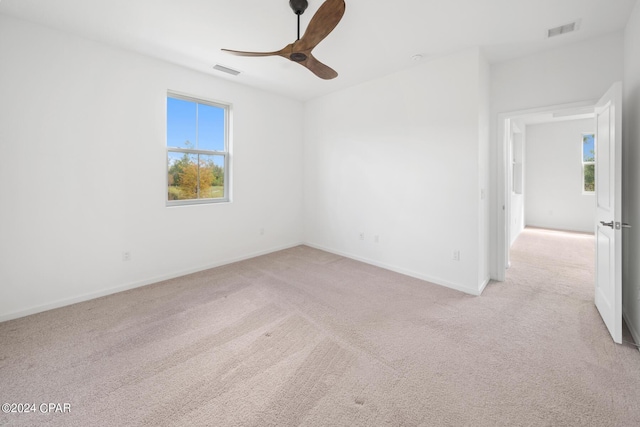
[222, 0, 346, 80]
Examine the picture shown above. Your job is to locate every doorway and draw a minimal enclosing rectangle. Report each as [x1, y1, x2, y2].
[496, 101, 597, 280]
[496, 83, 626, 345]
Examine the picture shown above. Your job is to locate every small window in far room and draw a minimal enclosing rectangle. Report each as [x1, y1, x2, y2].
[166, 93, 230, 205]
[582, 133, 595, 194]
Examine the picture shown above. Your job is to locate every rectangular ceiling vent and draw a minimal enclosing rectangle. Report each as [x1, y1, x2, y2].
[547, 21, 579, 38]
[213, 64, 241, 76]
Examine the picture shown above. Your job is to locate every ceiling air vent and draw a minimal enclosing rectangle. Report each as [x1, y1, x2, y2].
[547, 21, 579, 38]
[213, 64, 241, 76]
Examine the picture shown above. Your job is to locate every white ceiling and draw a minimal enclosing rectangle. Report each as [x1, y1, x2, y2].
[0, 0, 636, 101]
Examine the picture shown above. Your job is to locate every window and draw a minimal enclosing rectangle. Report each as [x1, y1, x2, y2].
[582, 133, 595, 193]
[166, 93, 230, 205]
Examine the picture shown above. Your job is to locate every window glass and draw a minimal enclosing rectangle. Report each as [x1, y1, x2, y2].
[167, 97, 196, 149]
[198, 103, 226, 151]
[582, 133, 595, 193]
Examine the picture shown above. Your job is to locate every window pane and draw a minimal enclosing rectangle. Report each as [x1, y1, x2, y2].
[198, 154, 225, 199]
[167, 97, 196, 149]
[198, 103, 226, 151]
[168, 152, 198, 200]
[583, 134, 595, 162]
[584, 164, 595, 192]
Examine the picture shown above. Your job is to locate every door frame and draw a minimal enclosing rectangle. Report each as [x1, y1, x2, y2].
[495, 100, 597, 280]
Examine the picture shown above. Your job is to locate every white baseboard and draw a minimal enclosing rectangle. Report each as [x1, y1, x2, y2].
[478, 276, 491, 294]
[623, 309, 640, 353]
[303, 242, 481, 296]
[0, 242, 303, 323]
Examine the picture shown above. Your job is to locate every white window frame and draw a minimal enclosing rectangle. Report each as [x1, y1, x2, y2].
[581, 132, 595, 195]
[166, 92, 231, 206]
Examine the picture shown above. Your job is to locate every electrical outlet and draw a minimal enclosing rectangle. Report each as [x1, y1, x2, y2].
[453, 249, 460, 261]
[359, 232, 365, 241]
[122, 251, 131, 262]
[374, 235, 379, 243]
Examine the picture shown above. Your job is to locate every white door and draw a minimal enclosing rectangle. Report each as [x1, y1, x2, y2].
[594, 82, 623, 344]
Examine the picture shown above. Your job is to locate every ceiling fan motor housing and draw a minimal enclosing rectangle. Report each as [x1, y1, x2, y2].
[290, 52, 307, 62]
[289, 0, 309, 15]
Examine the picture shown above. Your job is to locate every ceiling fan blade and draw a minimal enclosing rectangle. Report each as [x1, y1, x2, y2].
[296, 0, 345, 51]
[298, 53, 338, 80]
[221, 48, 283, 57]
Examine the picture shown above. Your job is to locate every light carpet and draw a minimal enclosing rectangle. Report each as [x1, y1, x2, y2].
[1, 228, 639, 426]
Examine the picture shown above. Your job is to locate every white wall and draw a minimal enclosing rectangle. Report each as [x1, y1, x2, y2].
[303, 48, 490, 295]
[0, 15, 304, 321]
[524, 119, 596, 233]
[478, 53, 491, 287]
[622, 0, 640, 347]
[490, 32, 625, 278]
[510, 193, 525, 245]
[510, 121, 525, 246]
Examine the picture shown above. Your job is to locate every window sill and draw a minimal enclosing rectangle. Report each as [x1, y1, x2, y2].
[166, 198, 230, 207]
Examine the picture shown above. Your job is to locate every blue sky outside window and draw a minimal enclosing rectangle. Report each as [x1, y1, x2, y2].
[167, 97, 225, 150]
[583, 134, 595, 162]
